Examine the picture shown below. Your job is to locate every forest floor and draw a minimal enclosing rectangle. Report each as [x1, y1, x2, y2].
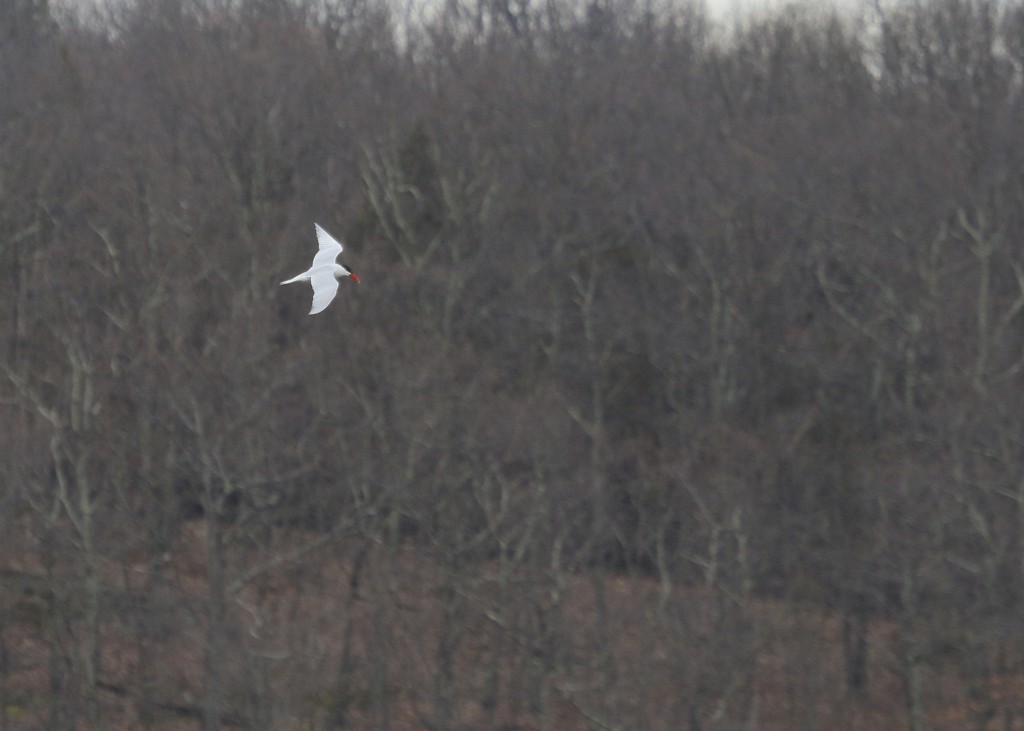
[1, 518, 1022, 730]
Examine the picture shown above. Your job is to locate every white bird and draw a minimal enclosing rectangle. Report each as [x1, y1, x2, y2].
[280, 223, 360, 314]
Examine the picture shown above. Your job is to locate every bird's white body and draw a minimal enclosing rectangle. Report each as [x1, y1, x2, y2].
[281, 224, 359, 314]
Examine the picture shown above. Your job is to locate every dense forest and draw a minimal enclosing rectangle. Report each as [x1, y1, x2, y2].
[3, 0, 1024, 727]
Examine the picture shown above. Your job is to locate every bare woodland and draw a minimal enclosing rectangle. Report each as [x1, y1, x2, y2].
[3, 0, 1024, 727]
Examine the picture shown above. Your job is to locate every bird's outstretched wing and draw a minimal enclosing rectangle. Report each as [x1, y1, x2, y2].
[309, 270, 340, 315]
[312, 223, 343, 267]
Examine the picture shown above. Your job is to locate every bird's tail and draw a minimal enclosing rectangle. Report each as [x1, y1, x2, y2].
[280, 273, 305, 285]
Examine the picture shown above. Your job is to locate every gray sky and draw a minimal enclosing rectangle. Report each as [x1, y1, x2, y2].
[55, 0, 872, 39]
[707, 0, 861, 24]
[59, 0, 866, 23]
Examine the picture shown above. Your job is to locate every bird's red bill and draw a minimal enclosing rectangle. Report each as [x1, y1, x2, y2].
[351, 273, 361, 284]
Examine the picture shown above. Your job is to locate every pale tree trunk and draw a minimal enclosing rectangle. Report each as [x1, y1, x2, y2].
[203, 507, 227, 731]
[7, 337, 107, 729]
[899, 558, 926, 731]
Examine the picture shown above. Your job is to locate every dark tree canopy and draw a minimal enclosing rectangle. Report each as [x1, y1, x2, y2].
[3, 0, 1024, 728]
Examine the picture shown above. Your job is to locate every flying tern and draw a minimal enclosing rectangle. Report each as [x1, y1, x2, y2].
[280, 223, 360, 314]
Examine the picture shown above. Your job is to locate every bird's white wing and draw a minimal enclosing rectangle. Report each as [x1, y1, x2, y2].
[312, 223, 343, 267]
[309, 270, 340, 315]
